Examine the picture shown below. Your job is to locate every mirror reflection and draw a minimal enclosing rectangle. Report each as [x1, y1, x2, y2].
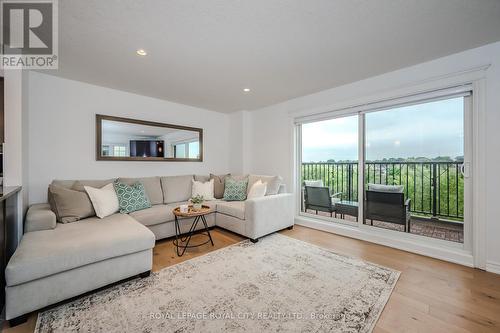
[97, 115, 202, 161]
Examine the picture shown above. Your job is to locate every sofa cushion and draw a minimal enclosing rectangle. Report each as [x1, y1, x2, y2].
[201, 200, 220, 211]
[217, 201, 245, 220]
[72, 179, 115, 192]
[368, 183, 404, 193]
[6, 214, 155, 287]
[194, 175, 210, 182]
[50, 179, 77, 189]
[248, 174, 283, 195]
[161, 175, 193, 204]
[304, 180, 324, 187]
[118, 177, 163, 205]
[129, 204, 174, 227]
[130, 201, 219, 227]
[48, 185, 96, 223]
[25, 204, 57, 233]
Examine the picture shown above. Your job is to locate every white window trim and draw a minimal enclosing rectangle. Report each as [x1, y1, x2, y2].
[293, 65, 489, 269]
[173, 139, 199, 159]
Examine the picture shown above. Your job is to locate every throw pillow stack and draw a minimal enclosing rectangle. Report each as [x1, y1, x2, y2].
[48, 179, 153, 221]
[85, 181, 152, 217]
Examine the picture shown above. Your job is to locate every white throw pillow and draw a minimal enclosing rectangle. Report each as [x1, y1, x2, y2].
[84, 183, 120, 218]
[191, 179, 215, 201]
[247, 180, 267, 199]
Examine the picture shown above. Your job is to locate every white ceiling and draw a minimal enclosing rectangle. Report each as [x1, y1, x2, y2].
[45, 0, 500, 113]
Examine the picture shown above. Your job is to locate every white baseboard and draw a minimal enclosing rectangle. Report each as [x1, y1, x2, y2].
[295, 215, 474, 268]
[486, 261, 500, 275]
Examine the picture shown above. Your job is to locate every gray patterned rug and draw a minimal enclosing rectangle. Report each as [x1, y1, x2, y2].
[35, 234, 399, 333]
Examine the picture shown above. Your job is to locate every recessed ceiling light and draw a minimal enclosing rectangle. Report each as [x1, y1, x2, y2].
[243, 88, 251, 93]
[136, 49, 147, 56]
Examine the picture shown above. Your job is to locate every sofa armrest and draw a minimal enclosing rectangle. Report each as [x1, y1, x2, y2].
[25, 204, 57, 233]
[244, 193, 294, 239]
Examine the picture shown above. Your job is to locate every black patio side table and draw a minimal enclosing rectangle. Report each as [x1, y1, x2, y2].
[335, 201, 359, 221]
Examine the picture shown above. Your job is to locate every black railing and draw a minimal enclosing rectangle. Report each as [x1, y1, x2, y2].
[302, 161, 464, 220]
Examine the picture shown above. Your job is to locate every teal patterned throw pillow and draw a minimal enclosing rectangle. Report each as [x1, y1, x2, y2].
[223, 178, 248, 201]
[113, 181, 152, 214]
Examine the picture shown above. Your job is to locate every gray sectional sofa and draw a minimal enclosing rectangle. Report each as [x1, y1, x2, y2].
[5, 174, 294, 323]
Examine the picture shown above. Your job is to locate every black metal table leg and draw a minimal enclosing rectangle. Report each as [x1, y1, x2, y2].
[201, 215, 214, 246]
[173, 213, 214, 256]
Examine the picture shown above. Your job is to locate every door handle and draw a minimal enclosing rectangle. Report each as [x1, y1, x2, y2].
[461, 162, 471, 178]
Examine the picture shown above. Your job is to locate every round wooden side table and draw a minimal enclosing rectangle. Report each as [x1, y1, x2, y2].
[172, 205, 214, 256]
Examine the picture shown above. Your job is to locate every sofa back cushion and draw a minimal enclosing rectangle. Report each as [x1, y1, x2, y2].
[194, 175, 210, 182]
[72, 179, 116, 192]
[118, 177, 163, 205]
[368, 183, 404, 193]
[161, 175, 194, 204]
[248, 174, 283, 196]
[48, 184, 96, 223]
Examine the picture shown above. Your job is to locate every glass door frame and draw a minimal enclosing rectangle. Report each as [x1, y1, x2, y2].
[296, 112, 360, 228]
[295, 92, 473, 251]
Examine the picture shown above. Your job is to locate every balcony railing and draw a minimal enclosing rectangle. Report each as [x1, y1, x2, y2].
[301, 161, 464, 220]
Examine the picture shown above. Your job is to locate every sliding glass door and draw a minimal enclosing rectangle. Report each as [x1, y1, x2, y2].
[363, 97, 466, 243]
[297, 90, 471, 246]
[300, 115, 359, 224]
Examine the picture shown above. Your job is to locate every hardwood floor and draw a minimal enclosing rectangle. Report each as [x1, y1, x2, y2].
[4, 225, 500, 332]
[281, 226, 500, 333]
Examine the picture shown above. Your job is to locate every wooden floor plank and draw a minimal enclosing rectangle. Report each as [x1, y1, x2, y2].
[4, 225, 500, 333]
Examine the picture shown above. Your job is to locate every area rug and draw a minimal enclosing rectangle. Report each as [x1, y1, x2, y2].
[35, 234, 399, 333]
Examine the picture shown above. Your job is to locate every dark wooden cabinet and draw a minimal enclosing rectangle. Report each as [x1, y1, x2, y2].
[0, 187, 21, 311]
[0, 77, 4, 144]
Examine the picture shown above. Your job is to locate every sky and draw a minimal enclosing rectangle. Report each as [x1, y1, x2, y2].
[302, 97, 464, 162]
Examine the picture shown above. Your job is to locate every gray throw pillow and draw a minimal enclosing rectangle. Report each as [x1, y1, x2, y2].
[48, 185, 96, 223]
[210, 173, 231, 199]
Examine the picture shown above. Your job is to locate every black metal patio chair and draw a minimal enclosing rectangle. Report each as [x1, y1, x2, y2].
[365, 186, 411, 232]
[304, 185, 342, 217]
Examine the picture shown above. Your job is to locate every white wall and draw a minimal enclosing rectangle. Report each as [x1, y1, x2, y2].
[247, 41, 500, 271]
[28, 72, 231, 204]
[228, 110, 252, 175]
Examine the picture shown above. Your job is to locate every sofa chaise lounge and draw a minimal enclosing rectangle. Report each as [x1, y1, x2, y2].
[5, 174, 294, 324]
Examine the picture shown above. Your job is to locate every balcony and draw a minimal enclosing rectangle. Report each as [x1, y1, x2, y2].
[301, 161, 464, 243]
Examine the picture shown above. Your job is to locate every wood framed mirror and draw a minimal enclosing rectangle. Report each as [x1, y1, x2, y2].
[96, 114, 203, 162]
